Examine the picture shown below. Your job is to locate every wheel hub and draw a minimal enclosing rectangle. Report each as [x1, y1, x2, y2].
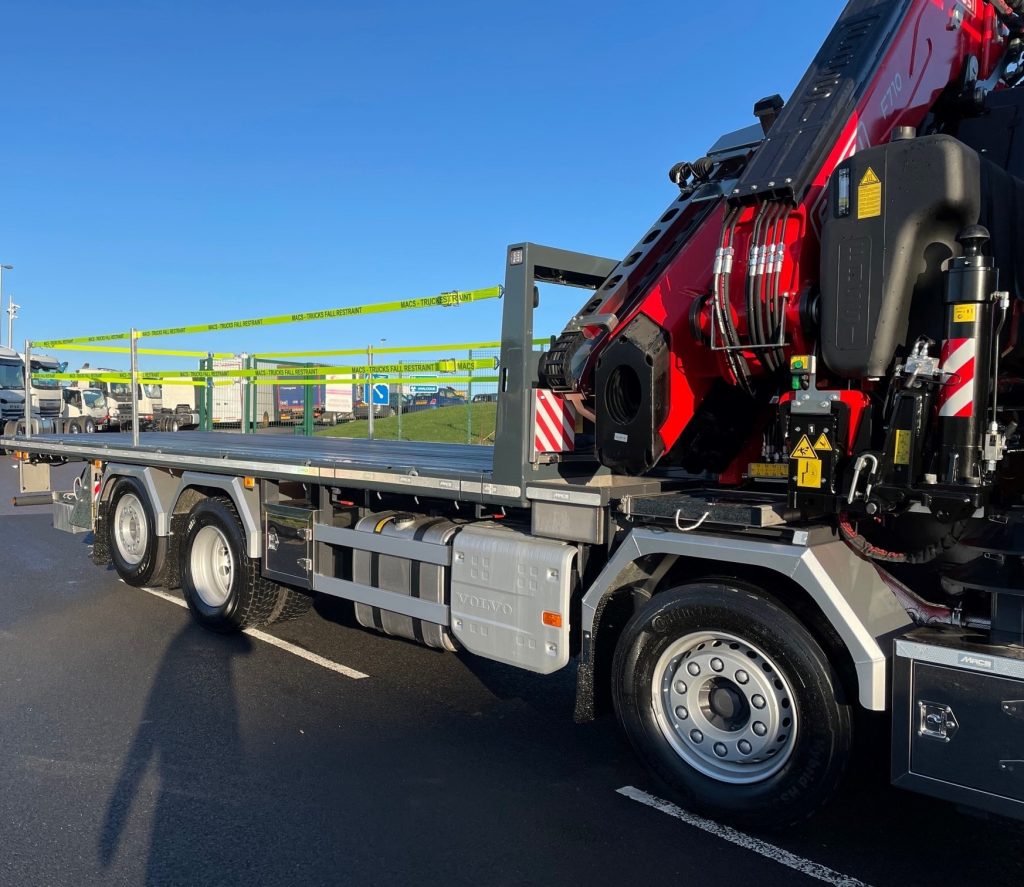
[654, 631, 798, 784]
[190, 525, 234, 608]
[701, 678, 750, 730]
[113, 493, 148, 566]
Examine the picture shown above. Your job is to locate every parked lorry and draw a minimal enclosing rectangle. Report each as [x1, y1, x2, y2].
[23, 353, 65, 421]
[278, 381, 354, 426]
[0, 346, 32, 429]
[155, 381, 202, 432]
[60, 387, 111, 433]
[204, 358, 279, 428]
[75, 368, 163, 430]
[8, 0, 1024, 828]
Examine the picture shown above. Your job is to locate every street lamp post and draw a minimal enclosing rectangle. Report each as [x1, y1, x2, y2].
[0, 264, 13, 348]
[5, 298, 20, 350]
[366, 337, 386, 442]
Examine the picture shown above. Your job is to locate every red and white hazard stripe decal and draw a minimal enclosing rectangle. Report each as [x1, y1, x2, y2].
[938, 338, 976, 418]
[534, 390, 576, 454]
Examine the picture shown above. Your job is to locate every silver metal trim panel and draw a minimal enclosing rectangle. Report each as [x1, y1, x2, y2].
[102, 463, 180, 537]
[313, 574, 450, 624]
[313, 523, 453, 566]
[174, 473, 262, 559]
[580, 528, 913, 711]
[526, 486, 603, 507]
[895, 639, 1024, 680]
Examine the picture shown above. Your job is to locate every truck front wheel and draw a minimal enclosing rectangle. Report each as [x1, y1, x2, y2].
[181, 497, 308, 632]
[612, 583, 852, 828]
[108, 478, 167, 587]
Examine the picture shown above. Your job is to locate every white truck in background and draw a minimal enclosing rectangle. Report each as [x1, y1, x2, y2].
[75, 367, 163, 430]
[156, 380, 202, 431]
[210, 357, 277, 428]
[20, 352, 64, 422]
[60, 387, 111, 433]
[0, 346, 31, 428]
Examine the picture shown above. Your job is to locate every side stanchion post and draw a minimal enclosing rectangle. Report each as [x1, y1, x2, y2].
[242, 352, 250, 435]
[23, 338, 32, 437]
[130, 327, 140, 446]
[303, 364, 314, 437]
[197, 364, 208, 431]
[467, 347, 473, 444]
[204, 354, 214, 432]
[367, 343, 375, 441]
[250, 357, 258, 433]
[397, 360, 403, 441]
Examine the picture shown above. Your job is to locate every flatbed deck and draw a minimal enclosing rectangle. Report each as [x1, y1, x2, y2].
[0, 432, 523, 502]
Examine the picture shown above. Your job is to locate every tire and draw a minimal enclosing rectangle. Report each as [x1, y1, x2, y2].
[107, 477, 167, 587]
[84, 418, 96, 434]
[170, 418, 180, 432]
[180, 497, 289, 632]
[68, 420, 82, 434]
[612, 583, 853, 828]
[266, 588, 314, 625]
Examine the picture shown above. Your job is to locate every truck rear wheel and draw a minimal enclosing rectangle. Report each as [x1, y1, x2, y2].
[612, 583, 852, 828]
[180, 497, 303, 632]
[108, 478, 167, 587]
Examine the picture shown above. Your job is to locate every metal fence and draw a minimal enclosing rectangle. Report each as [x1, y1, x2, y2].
[192, 345, 506, 444]
[18, 280, 564, 447]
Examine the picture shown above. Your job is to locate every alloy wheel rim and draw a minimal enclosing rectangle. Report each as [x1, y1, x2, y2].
[652, 630, 798, 784]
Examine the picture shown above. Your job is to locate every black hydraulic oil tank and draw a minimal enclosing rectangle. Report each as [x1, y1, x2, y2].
[820, 133, 981, 378]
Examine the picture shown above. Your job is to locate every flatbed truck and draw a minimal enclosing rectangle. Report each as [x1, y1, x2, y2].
[8, 0, 1024, 828]
[4, 241, 1020, 828]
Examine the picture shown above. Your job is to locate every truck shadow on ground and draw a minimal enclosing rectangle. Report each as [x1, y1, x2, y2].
[98, 624, 255, 885]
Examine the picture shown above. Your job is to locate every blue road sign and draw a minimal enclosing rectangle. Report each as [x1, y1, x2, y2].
[364, 374, 389, 405]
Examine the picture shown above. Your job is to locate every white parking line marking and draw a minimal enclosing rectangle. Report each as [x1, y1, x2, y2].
[617, 786, 871, 887]
[138, 585, 370, 680]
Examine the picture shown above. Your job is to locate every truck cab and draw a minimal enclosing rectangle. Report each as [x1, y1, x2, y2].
[76, 370, 163, 430]
[23, 353, 65, 421]
[0, 346, 29, 428]
[61, 387, 111, 432]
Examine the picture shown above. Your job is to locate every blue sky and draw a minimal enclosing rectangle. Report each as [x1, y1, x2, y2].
[0, 1, 842, 369]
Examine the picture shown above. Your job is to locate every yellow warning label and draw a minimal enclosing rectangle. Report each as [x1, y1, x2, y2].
[953, 303, 978, 324]
[857, 167, 882, 220]
[790, 435, 817, 459]
[894, 429, 911, 466]
[812, 432, 833, 453]
[796, 458, 823, 488]
[749, 463, 789, 479]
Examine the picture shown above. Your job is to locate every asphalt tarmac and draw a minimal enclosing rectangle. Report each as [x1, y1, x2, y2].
[1, 460, 1022, 886]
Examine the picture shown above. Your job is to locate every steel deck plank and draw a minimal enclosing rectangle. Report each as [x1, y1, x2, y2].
[2, 431, 495, 478]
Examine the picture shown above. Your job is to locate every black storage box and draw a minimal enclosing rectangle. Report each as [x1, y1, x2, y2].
[892, 628, 1024, 821]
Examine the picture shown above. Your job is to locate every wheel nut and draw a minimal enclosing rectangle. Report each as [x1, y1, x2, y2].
[710, 657, 724, 672]
[751, 694, 766, 709]
[675, 706, 688, 720]
[752, 721, 768, 737]
[738, 740, 752, 755]
[690, 729, 704, 743]
[735, 669, 749, 685]
[687, 662, 701, 676]
[674, 681, 687, 694]
[713, 742, 727, 758]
